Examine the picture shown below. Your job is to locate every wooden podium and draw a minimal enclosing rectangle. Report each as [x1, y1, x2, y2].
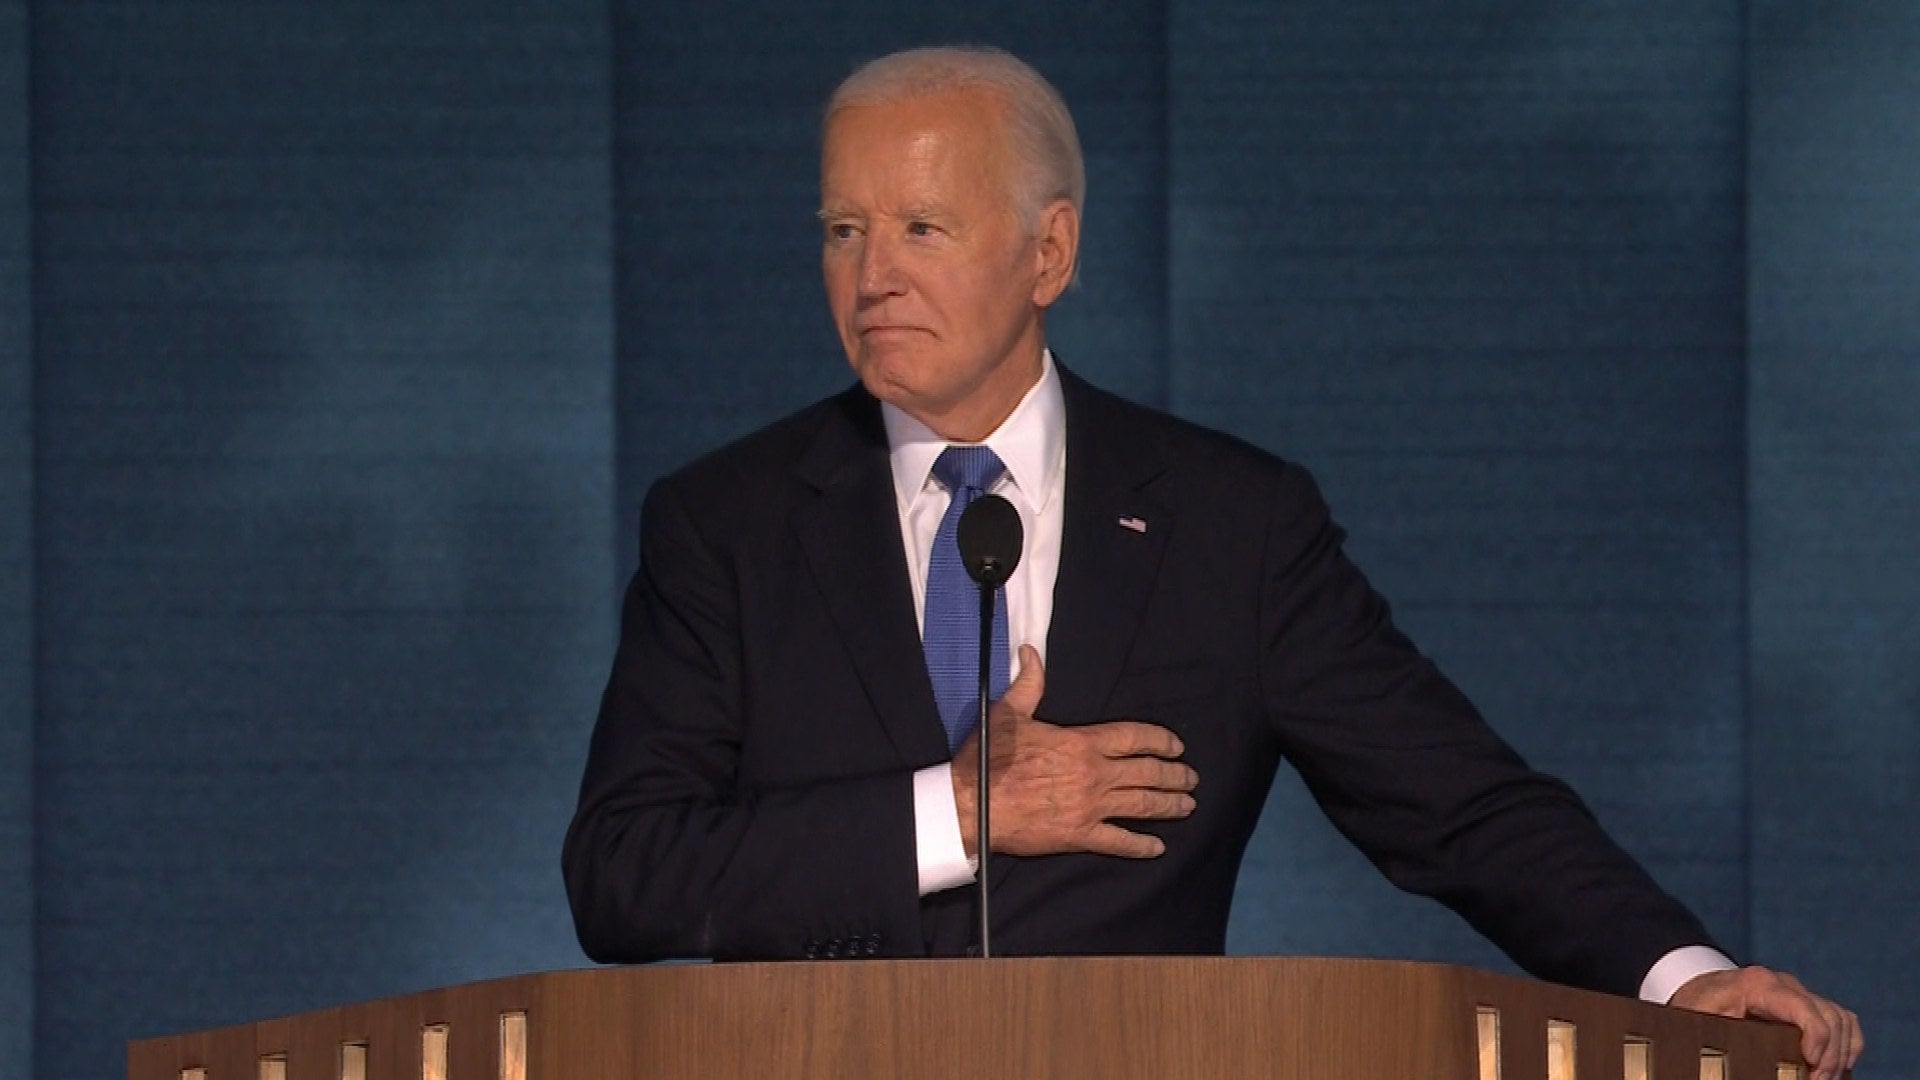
[129, 957, 1808, 1079]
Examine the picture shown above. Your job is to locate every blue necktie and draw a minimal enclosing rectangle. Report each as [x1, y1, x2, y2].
[923, 446, 1011, 753]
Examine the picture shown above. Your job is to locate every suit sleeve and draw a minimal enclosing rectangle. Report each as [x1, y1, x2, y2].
[561, 477, 925, 963]
[1256, 463, 1720, 997]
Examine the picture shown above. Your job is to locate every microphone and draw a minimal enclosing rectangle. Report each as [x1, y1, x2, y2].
[958, 493, 1023, 588]
[955, 494, 1022, 959]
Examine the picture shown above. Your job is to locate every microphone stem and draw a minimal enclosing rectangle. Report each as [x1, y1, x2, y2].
[975, 578, 993, 959]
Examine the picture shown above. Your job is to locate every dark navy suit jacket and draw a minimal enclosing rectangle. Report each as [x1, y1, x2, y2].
[562, 365, 1714, 997]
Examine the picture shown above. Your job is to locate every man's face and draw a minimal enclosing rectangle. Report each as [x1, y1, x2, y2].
[820, 88, 1072, 440]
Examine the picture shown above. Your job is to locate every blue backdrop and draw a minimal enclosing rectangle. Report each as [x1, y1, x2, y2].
[3, 4, 1914, 1078]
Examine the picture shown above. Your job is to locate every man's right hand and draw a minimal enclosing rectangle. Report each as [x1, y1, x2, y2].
[951, 644, 1198, 859]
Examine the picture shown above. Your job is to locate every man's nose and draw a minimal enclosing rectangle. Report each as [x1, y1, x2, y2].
[858, 232, 906, 298]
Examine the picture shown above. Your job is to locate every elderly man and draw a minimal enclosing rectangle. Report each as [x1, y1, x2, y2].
[563, 45, 1861, 1077]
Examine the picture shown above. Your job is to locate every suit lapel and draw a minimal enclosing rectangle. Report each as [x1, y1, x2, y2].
[792, 389, 950, 767]
[1040, 372, 1173, 725]
[988, 369, 1174, 915]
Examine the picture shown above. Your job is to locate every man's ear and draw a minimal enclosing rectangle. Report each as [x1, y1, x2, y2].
[1031, 198, 1080, 308]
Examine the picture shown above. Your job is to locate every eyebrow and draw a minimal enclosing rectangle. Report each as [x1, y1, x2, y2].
[814, 204, 952, 222]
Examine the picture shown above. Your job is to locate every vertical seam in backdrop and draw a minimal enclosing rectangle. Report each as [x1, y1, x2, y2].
[1736, 0, 1755, 963]
[22, 0, 38, 1070]
[1156, 0, 1174, 414]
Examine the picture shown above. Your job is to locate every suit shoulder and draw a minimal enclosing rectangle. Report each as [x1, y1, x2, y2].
[651, 387, 868, 496]
[1068, 377, 1325, 509]
[630, 386, 878, 553]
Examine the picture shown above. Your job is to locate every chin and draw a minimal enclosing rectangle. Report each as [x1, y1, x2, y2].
[859, 374, 934, 419]
[852, 351, 929, 405]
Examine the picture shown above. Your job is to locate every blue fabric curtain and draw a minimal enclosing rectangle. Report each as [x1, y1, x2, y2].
[1, 4, 1913, 1077]
[26, 5, 613, 1077]
[1749, 0, 1920, 1059]
[1171, 4, 1750, 968]
[2, 1, 34, 1075]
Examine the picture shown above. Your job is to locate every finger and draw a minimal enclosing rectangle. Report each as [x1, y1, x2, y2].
[1806, 1009, 1838, 1080]
[1806, 999, 1840, 1077]
[1108, 755, 1200, 793]
[1790, 978, 1858, 1079]
[1747, 973, 1857, 1080]
[1782, 1000, 1831, 1073]
[1824, 1001, 1851, 1079]
[1100, 787, 1196, 821]
[1094, 721, 1185, 760]
[1812, 998, 1850, 1080]
[997, 644, 1046, 716]
[1079, 822, 1166, 858]
[1746, 983, 1834, 1074]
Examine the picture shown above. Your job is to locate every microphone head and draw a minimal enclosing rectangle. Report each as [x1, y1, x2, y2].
[957, 494, 1024, 587]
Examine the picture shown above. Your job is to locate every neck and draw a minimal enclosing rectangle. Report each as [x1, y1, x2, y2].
[920, 344, 1046, 443]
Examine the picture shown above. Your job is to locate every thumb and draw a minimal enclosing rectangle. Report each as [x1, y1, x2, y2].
[997, 644, 1045, 716]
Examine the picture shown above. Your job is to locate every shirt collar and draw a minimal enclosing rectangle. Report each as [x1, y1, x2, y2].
[882, 348, 1066, 514]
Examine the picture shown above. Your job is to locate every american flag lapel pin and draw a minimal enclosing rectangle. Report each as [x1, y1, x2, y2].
[1117, 515, 1148, 534]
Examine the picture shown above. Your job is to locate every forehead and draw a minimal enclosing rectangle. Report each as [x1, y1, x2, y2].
[820, 88, 1014, 207]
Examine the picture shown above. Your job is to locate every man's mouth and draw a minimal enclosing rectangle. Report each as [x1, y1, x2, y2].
[858, 325, 935, 347]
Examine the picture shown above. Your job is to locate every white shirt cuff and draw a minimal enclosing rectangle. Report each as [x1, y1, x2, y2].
[1640, 945, 1737, 1004]
[912, 763, 977, 896]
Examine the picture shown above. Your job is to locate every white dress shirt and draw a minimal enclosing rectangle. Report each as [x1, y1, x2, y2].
[888, 350, 1066, 896]
[883, 349, 1731, 1002]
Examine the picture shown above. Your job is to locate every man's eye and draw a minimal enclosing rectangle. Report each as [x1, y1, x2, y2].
[907, 220, 938, 237]
[825, 223, 860, 241]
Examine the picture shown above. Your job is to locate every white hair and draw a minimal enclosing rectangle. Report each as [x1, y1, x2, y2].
[825, 45, 1086, 229]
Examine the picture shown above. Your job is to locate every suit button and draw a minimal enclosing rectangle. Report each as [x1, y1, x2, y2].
[803, 941, 819, 959]
[825, 938, 843, 959]
[864, 935, 880, 956]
